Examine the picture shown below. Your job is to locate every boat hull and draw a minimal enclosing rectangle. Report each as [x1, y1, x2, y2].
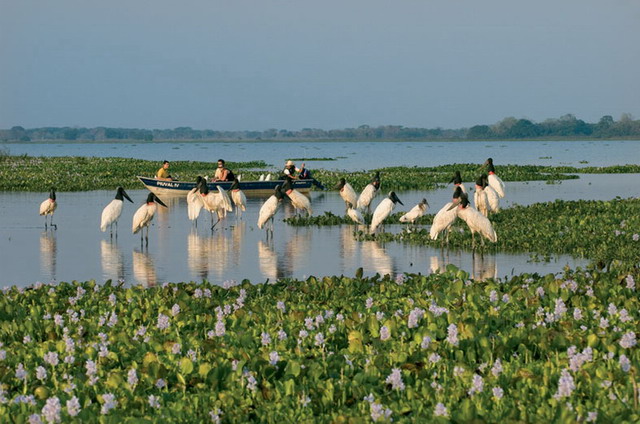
[137, 176, 312, 197]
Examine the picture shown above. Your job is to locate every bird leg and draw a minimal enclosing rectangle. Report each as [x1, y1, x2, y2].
[50, 216, 57, 230]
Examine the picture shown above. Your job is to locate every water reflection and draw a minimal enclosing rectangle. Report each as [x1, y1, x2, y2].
[361, 240, 394, 276]
[39, 231, 57, 282]
[286, 228, 312, 272]
[132, 249, 158, 287]
[101, 240, 125, 282]
[187, 230, 212, 280]
[340, 226, 358, 263]
[472, 252, 498, 281]
[257, 240, 277, 281]
[230, 222, 246, 267]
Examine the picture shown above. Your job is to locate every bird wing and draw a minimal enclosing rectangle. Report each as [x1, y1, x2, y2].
[39, 199, 55, 215]
[370, 198, 393, 232]
[132, 204, 154, 234]
[399, 203, 424, 223]
[232, 190, 247, 211]
[341, 183, 358, 206]
[287, 190, 312, 216]
[101, 199, 123, 231]
[488, 174, 505, 198]
[474, 189, 489, 216]
[187, 188, 204, 221]
[357, 184, 376, 209]
[485, 186, 500, 212]
[429, 203, 458, 240]
[257, 195, 278, 229]
[347, 208, 364, 224]
[458, 206, 497, 242]
[217, 186, 233, 212]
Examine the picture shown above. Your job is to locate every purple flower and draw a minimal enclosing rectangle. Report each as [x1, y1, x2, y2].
[100, 393, 117, 415]
[380, 326, 390, 341]
[41, 397, 61, 423]
[44, 351, 59, 367]
[468, 374, 484, 396]
[553, 369, 575, 399]
[385, 368, 405, 391]
[620, 355, 631, 372]
[619, 332, 637, 349]
[156, 313, 170, 330]
[492, 386, 504, 399]
[421, 336, 431, 349]
[269, 351, 279, 365]
[434, 402, 448, 417]
[261, 332, 272, 346]
[491, 359, 502, 377]
[148, 395, 161, 409]
[171, 303, 180, 316]
[127, 368, 138, 387]
[446, 323, 459, 346]
[66, 396, 81, 417]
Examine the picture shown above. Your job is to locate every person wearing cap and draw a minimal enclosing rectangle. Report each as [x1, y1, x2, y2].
[156, 160, 174, 181]
[282, 160, 300, 180]
[213, 159, 235, 182]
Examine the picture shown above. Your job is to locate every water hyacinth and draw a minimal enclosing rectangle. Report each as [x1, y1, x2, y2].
[127, 368, 138, 387]
[446, 323, 459, 346]
[407, 308, 424, 329]
[380, 326, 390, 341]
[434, 402, 448, 417]
[554, 369, 575, 399]
[261, 332, 272, 346]
[370, 401, 393, 422]
[385, 368, 405, 391]
[421, 335, 432, 349]
[619, 332, 636, 349]
[468, 374, 484, 396]
[156, 313, 170, 330]
[148, 395, 161, 409]
[100, 393, 117, 415]
[171, 303, 181, 316]
[619, 355, 631, 372]
[43, 351, 59, 367]
[41, 397, 61, 424]
[269, 351, 280, 365]
[15, 363, 27, 381]
[66, 396, 81, 417]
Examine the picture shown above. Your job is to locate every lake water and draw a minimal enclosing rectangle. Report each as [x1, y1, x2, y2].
[2, 173, 638, 288]
[3, 139, 640, 170]
[2, 140, 638, 287]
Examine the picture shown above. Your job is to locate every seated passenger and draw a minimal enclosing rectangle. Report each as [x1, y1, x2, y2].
[156, 160, 174, 181]
[213, 159, 235, 182]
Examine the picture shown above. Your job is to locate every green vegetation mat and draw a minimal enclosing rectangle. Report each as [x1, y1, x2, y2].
[0, 265, 638, 422]
[287, 198, 640, 269]
[2, 154, 640, 192]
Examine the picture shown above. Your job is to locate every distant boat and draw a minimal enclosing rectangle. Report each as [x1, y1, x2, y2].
[138, 176, 313, 197]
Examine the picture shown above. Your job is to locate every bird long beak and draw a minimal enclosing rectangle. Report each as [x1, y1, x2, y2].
[123, 190, 134, 203]
[447, 202, 458, 211]
[154, 195, 168, 208]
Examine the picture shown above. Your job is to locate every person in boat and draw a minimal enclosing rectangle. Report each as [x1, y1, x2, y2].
[281, 160, 299, 180]
[297, 162, 326, 190]
[213, 159, 235, 182]
[156, 160, 174, 181]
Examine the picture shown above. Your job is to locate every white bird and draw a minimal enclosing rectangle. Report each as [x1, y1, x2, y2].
[39, 187, 58, 230]
[132, 192, 167, 246]
[356, 171, 380, 212]
[370, 191, 403, 233]
[473, 175, 489, 217]
[265, 174, 272, 181]
[257, 185, 285, 237]
[484, 158, 505, 198]
[449, 170, 467, 194]
[456, 193, 497, 248]
[258, 174, 265, 181]
[187, 176, 205, 226]
[346, 201, 364, 225]
[430, 186, 463, 242]
[100, 187, 133, 237]
[197, 180, 233, 229]
[282, 178, 312, 216]
[229, 178, 247, 218]
[399, 198, 429, 225]
[335, 178, 358, 211]
[482, 174, 500, 213]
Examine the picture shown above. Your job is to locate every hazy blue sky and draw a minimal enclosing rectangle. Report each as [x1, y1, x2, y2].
[1, 0, 638, 130]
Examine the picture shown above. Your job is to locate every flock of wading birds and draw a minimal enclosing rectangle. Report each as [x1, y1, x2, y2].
[38, 158, 505, 247]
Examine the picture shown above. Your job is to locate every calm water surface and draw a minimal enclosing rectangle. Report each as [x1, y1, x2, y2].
[3, 139, 640, 170]
[2, 173, 638, 288]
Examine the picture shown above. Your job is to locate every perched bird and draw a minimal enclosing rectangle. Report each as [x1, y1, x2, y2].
[456, 193, 497, 248]
[39, 187, 57, 230]
[482, 173, 500, 213]
[370, 191, 403, 233]
[282, 177, 312, 216]
[449, 171, 467, 194]
[335, 178, 358, 212]
[132, 192, 167, 246]
[399, 198, 429, 227]
[265, 174, 272, 181]
[357, 171, 380, 212]
[258, 174, 265, 181]
[230, 178, 247, 218]
[100, 186, 133, 237]
[187, 176, 205, 226]
[473, 175, 489, 217]
[346, 201, 365, 225]
[484, 158, 505, 198]
[257, 185, 285, 237]
[430, 186, 463, 242]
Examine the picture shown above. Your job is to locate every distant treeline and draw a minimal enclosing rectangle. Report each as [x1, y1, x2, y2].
[2, 114, 639, 142]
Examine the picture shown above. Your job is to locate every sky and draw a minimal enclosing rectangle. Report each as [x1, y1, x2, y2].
[1, 0, 639, 131]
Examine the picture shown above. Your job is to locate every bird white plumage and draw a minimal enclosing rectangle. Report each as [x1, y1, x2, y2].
[346, 203, 364, 224]
[429, 202, 458, 240]
[370, 192, 403, 233]
[231, 186, 247, 217]
[132, 203, 156, 234]
[101, 187, 133, 235]
[257, 195, 280, 230]
[39, 188, 57, 229]
[283, 179, 312, 216]
[399, 199, 428, 224]
[336, 179, 358, 210]
[356, 172, 380, 212]
[474, 184, 489, 217]
[484, 184, 500, 212]
[488, 173, 505, 198]
[456, 197, 497, 244]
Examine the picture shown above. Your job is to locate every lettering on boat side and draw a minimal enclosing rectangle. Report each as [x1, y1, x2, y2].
[157, 181, 180, 188]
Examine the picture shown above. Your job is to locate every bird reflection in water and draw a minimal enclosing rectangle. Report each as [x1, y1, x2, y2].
[258, 239, 292, 282]
[286, 228, 311, 272]
[429, 250, 463, 274]
[340, 225, 358, 263]
[132, 248, 157, 287]
[187, 229, 232, 282]
[40, 231, 57, 282]
[101, 240, 125, 282]
[472, 252, 498, 281]
[361, 240, 394, 277]
[230, 221, 246, 267]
